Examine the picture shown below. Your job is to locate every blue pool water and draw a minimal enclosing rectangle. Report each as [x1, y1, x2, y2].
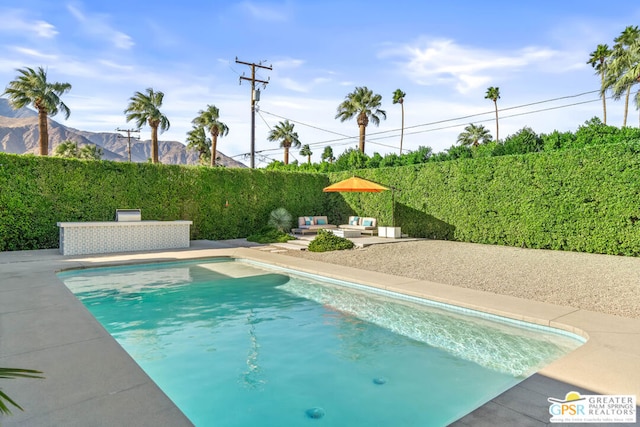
[58, 258, 584, 426]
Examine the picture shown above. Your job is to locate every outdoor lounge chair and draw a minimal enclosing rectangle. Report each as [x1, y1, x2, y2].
[338, 216, 378, 235]
[293, 216, 338, 234]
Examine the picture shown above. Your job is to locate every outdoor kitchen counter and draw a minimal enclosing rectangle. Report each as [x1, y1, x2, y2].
[56, 220, 192, 256]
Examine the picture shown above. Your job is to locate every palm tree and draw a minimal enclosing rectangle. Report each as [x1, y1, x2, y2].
[78, 144, 103, 160]
[54, 140, 79, 158]
[588, 44, 612, 124]
[636, 89, 640, 126]
[192, 105, 228, 167]
[392, 89, 406, 154]
[186, 125, 212, 165]
[457, 123, 492, 147]
[335, 86, 386, 153]
[606, 26, 640, 127]
[300, 144, 313, 164]
[124, 88, 170, 164]
[267, 120, 301, 165]
[54, 141, 102, 160]
[321, 146, 335, 163]
[484, 86, 500, 141]
[2, 67, 71, 156]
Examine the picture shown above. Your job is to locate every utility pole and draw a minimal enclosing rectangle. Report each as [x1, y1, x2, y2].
[116, 128, 140, 162]
[236, 57, 271, 168]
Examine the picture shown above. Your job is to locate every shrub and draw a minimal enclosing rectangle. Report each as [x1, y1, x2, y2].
[267, 207, 293, 232]
[246, 226, 295, 244]
[308, 230, 355, 252]
[500, 126, 543, 155]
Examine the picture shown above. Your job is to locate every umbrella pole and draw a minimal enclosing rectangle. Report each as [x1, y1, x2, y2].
[391, 187, 395, 228]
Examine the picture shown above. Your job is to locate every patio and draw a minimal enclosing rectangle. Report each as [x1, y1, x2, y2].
[263, 232, 419, 252]
[0, 240, 638, 426]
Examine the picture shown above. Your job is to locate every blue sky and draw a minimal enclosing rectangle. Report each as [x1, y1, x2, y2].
[1, 1, 639, 166]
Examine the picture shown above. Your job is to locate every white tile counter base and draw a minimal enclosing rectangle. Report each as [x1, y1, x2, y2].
[57, 221, 192, 255]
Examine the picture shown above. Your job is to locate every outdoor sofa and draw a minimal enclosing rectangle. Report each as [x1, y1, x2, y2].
[338, 216, 378, 235]
[293, 216, 338, 235]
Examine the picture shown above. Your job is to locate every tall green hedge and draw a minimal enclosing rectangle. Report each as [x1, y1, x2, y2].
[0, 153, 332, 251]
[4, 142, 640, 256]
[327, 142, 640, 256]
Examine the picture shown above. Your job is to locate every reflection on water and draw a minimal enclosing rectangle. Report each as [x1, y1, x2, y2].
[278, 279, 583, 377]
[241, 309, 265, 389]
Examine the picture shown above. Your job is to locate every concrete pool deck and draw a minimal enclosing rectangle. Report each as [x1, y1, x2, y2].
[0, 240, 638, 426]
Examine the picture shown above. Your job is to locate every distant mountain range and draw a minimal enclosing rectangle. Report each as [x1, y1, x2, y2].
[0, 99, 246, 167]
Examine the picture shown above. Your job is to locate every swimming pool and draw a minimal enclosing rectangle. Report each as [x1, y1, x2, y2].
[58, 258, 584, 426]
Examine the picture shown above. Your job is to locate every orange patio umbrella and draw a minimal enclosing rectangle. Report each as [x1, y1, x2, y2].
[322, 176, 389, 193]
[323, 176, 397, 227]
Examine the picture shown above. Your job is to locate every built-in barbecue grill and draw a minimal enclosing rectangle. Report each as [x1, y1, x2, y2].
[115, 209, 142, 222]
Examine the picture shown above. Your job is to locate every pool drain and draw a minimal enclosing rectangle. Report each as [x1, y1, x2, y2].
[373, 377, 386, 385]
[306, 407, 325, 419]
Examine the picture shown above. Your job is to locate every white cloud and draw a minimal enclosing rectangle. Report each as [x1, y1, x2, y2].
[11, 47, 58, 61]
[97, 59, 134, 72]
[0, 58, 30, 73]
[267, 98, 309, 111]
[313, 77, 331, 85]
[278, 77, 309, 93]
[66, 3, 134, 50]
[273, 73, 334, 94]
[268, 59, 334, 94]
[111, 32, 134, 50]
[272, 58, 303, 69]
[239, 1, 290, 22]
[0, 9, 58, 38]
[144, 20, 180, 48]
[34, 21, 58, 38]
[380, 38, 559, 93]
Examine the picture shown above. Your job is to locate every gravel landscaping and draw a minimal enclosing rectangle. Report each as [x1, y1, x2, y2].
[281, 239, 640, 319]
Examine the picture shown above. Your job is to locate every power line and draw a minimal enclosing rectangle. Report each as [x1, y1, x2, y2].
[264, 90, 605, 145]
[397, 89, 602, 134]
[366, 96, 609, 140]
[256, 109, 273, 132]
[261, 109, 349, 138]
[259, 110, 356, 146]
[238, 89, 608, 160]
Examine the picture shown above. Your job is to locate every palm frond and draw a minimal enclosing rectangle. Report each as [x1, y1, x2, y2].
[0, 388, 23, 414]
[0, 368, 44, 415]
[0, 368, 44, 379]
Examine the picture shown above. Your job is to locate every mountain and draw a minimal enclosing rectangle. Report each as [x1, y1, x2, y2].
[0, 99, 37, 118]
[0, 99, 247, 167]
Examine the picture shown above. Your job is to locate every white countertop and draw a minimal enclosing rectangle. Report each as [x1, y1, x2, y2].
[57, 220, 193, 227]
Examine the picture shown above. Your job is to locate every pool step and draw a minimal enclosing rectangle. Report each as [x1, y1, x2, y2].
[253, 242, 308, 252]
[271, 240, 309, 251]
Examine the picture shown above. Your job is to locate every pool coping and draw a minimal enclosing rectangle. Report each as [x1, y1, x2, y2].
[1, 244, 639, 426]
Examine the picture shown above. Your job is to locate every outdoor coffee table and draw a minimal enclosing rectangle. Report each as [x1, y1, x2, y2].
[331, 228, 362, 238]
